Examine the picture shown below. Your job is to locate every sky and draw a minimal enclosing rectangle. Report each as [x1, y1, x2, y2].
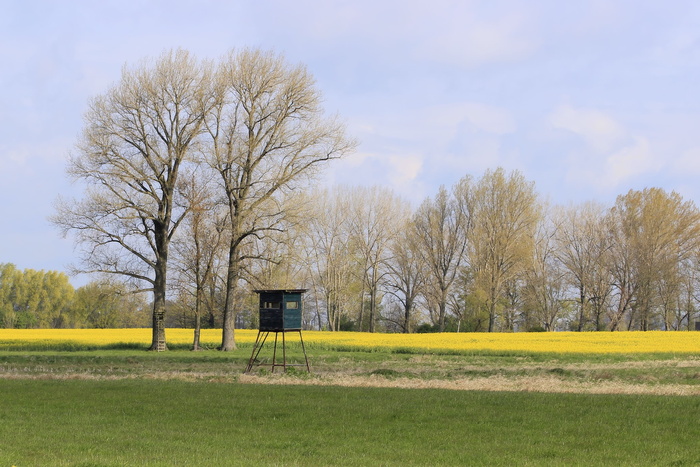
[3, 0, 700, 285]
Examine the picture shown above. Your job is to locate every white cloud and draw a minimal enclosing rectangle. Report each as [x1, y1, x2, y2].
[324, 150, 426, 205]
[257, 1, 539, 69]
[550, 104, 624, 153]
[564, 136, 661, 197]
[412, 4, 539, 67]
[552, 105, 665, 195]
[387, 153, 423, 186]
[603, 137, 658, 187]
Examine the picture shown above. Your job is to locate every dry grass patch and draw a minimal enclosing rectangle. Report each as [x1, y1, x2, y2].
[239, 371, 700, 396]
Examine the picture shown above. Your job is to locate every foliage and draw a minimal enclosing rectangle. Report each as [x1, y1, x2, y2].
[0, 264, 74, 328]
[0, 266, 148, 329]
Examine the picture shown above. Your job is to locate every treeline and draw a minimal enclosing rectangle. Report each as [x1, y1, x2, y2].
[165, 168, 700, 333]
[0, 264, 149, 328]
[10, 169, 700, 333]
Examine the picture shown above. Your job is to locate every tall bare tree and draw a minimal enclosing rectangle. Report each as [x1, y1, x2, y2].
[413, 182, 470, 331]
[554, 202, 612, 331]
[303, 187, 361, 331]
[347, 186, 408, 332]
[53, 50, 213, 350]
[204, 49, 356, 350]
[384, 218, 425, 333]
[523, 205, 567, 331]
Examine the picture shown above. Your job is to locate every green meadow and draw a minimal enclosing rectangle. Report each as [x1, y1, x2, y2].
[1, 346, 700, 465]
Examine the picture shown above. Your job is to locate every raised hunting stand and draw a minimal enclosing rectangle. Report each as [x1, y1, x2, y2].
[244, 289, 310, 373]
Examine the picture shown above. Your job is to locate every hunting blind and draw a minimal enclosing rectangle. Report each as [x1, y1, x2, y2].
[245, 289, 310, 373]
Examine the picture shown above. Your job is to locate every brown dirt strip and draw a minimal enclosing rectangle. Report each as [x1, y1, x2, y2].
[2, 368, 697, 396]
[238, 373, 700, 396]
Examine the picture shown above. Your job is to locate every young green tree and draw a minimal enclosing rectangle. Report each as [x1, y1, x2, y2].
[0, 265, 74, 328]
[72, 280, 149, 328]
[606, 188, 700, 330]
[467, 168, 540, 332]
[0, 263, 20, 328]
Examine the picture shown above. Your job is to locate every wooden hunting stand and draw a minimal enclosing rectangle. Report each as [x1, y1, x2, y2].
[244, 289, 310, 373]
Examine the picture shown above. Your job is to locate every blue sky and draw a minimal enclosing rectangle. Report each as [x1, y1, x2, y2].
[3, 0, 700, 284]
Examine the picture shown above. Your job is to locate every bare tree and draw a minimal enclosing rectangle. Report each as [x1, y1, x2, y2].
[52, 50, 213, 350]
[384, 218, 425, 333]
[523, 205, 567, 331]
[413, 183, 470, 332]
[171, 171, 228, 349]
[554, 202, 612, 331]
[674, 261, 700, 330]
[204, 49, 356, 350]
[347, 186, 408, 332]
[302, 188, 361, 331]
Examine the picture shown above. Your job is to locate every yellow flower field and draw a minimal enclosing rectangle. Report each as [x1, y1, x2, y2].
[0, 328, 699, 354]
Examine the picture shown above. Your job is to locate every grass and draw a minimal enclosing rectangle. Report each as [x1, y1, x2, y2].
[2, 330, 700, 464]
[1, 378, 700, 466]
[2, 349, 700, 392]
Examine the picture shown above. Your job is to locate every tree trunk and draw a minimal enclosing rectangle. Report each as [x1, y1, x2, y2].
[357, 282, 366, 332]
[438, 289, 447, 332]
[221, 296, 237, 350]
[192, 286, 202, 351]
[220, 244, 239, 351]
[488, 300, 496, 333]
[149, 257, 168, 351]
[403, 297, 412, 333]
[577, 287, 586, 332]
[369, 285, 376, 333]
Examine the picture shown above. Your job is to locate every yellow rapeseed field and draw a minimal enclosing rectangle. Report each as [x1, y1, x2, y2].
[0, 328, 699, 354]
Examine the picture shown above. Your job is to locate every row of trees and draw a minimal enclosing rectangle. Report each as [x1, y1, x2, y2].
[145, 169, 700, 336]
[0, 264, 148, 328]
[12, 177, 700, 336]
[49, 47, 700, 351]
[240, 172, 700, 334]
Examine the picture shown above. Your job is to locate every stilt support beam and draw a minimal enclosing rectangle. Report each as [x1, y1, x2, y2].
[244, 330, 310, 374]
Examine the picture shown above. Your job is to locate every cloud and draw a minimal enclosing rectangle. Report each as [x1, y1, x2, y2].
[550, 104, 624, 152]
[367, 101, 516, 143]
[550, 104, 666, 196]
[324, 150, 426, 205]
[249, 1, 539, 69]
[603, 137, 658, 187]
[340, 100, 519, 195]
[387, 153, 423, 186]
[410, 2, 539, 67]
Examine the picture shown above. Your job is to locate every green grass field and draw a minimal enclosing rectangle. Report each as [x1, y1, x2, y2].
[1, 345, 700, 465]
[1, 378, 700, 466]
